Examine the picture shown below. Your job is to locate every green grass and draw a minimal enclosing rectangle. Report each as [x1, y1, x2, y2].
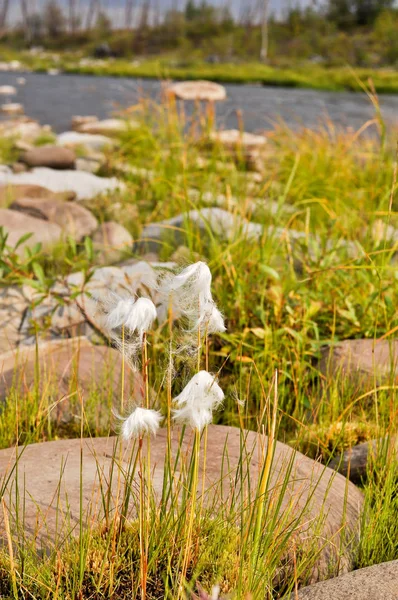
[0, 87, 398, 597]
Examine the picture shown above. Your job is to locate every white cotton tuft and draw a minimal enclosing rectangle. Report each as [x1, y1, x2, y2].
[159, 261, 226, 334]
[198, 302, 226, 334]
[169, 261, 212, 300]
[106, 296, 157, 339]
[106, 298, 136, 330]
[118, 406, 162, 440]
[125, 297, 157, 339]
[173, 404, 213, 432]
[172, 370, 224, 432]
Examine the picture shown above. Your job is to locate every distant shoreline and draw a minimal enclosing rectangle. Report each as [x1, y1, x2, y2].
[48, 62, 398, 94]
[2, 50, 398, 94]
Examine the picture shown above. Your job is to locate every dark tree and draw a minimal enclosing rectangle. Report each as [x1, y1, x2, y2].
[43, 0, 65, 38]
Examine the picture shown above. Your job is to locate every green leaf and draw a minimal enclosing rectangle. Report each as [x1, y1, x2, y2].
[32, 261, 46, 286]
[84, 236, 94, 261]
[259, 264, 280, 281]
[14, 232, 33, 250]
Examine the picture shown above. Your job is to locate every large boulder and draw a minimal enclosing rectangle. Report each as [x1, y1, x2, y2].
[319, 339, 398, 388]
[0, 337, 143, 424]
[0, 208, 62, 252]
[0, 168, 124, 201]
[21, 146, 76, 170]
[293, 560, 398, 599]
[0, 425, 363, 582]
[10, 196, 98, 240]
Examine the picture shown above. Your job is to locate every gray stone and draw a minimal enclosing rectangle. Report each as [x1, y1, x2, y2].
[329, 437, 398, 484]
[57, 131, 115, 152]
[21, 146, 76, 170]
[0, 424, 363, 581]
[139, 207, 263, 252]
[10, 196, 98, 241]
[294, 560, 398, 599]
[75, 157, 101, 174]
[0, 208, 62, 253]
[319, 339, 398, 388]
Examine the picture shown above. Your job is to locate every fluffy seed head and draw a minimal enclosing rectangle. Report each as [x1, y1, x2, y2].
[106, 296, 157, 340]
[159, 262, 225, 334]
[118, 407, 162, 440]
[106, 298, 136, 330]
[172, 370, 224, 431]
[124, 297, 157, 338]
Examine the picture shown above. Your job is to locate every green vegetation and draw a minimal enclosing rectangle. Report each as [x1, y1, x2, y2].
[1, 1, 398, 93]
[0, 89, 398, 597]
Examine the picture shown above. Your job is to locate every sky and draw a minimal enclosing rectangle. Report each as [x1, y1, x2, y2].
[7, 0, 314, 27]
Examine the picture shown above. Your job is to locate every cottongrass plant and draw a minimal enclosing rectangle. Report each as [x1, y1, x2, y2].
[97, 261, 226, 599]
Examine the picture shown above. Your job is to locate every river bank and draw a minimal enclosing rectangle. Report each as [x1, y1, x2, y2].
[2, 48, 398, 94]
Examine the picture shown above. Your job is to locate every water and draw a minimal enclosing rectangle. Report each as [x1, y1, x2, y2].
[0, 70, 397, 133]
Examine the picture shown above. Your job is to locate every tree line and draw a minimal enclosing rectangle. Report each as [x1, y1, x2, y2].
[0, 0, 397, 66]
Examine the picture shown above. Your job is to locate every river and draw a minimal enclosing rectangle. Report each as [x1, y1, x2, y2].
[0, 70, 397, 133]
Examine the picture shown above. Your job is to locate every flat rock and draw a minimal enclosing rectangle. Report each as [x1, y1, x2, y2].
[0, 168, 124, 201]
[0, 337, 143, 424]
[0, 424, 363, 581]
[1, 102, 23, 115]
[21, 146, 76, 170]
[10, 196, 98, 240]
[168, 80, 226, 101]
[75, 118, 136, 136]
[210, 129, 267, 149]
[0, 208, 62, 253]
[57, 131, 115, 152]
[93, 221, 133, 263]
[294, 560, 398, 599]
[319, 339, 398, 388]
[0, 85, 17, 95]
[0, 183, 76, 205]
[0, 118, 52, 143]
[71, 115, 98, 130]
